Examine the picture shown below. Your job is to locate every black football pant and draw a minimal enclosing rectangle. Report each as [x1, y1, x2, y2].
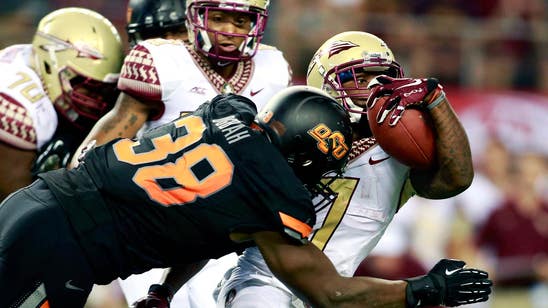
[0, 180, 94, 308]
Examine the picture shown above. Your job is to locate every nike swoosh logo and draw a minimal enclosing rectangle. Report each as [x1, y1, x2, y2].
[445, 268, 461, 275]
[397, 79, 422, 89]
[369, 156, 390, 165]
[250, 88, 264, 96]
[65, 280, 84, 292]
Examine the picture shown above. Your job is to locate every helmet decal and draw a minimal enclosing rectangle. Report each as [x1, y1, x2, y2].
[308, 124, 349, 160]
[36, 31, 104, 60]
[327, 40, 358, 58]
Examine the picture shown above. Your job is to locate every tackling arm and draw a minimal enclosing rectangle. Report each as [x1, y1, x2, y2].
[254, 231, 492, 308]
[68, 93, 156, 168]
[253, 230, 406, 308]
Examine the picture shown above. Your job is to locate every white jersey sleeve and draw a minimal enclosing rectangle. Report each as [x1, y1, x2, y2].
[0, 45, 57, 150]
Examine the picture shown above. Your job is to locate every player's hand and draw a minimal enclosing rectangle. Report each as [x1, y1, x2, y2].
[31, 138, 71, 177]
[366, 75, 444, 126]
[405, 259, 493, 307]
[131, 284, 173, 308]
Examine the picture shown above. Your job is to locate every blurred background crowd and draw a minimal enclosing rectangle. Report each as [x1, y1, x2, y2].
[1, 0, 546, 307]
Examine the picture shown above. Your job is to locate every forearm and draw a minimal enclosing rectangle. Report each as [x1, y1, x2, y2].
[412, 95, 473, 198]
[68, 93, 150, 168]
[255, 231, 406, 307]
[321, 276, 406, 308]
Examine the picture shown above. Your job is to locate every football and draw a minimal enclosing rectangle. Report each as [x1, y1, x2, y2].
[367, 96, 436, 169]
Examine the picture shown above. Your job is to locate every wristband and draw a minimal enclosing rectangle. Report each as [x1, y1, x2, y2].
[148, 284, 174, 303]
[426, 91, 446, 110]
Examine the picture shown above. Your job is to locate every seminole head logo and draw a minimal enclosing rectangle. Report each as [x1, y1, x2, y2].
[327, 40, 359, 58]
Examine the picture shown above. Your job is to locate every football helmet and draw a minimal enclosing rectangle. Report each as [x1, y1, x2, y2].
[126, 0, 187, 47]
[32, 7, 124, 130]
[186, 0, 269, 61]
[306, 31, 403, 123]
[256, 86, 352, 191]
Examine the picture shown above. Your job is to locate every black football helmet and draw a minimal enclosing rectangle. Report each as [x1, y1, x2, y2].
[256, 86, 352, 193]
[126, 0, 187, 46]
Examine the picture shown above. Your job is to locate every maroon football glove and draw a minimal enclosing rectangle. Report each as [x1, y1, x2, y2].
[132, 284, 173, 308]
[366, 75, 444, 126]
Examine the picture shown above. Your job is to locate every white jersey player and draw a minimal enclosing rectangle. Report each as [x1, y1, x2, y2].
[0, 8, 123, 201]
[70, 1, 291, 307]
[215, 31, 475, 307]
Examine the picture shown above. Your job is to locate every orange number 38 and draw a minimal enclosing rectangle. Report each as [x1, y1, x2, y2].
[113, 115, 234, 206]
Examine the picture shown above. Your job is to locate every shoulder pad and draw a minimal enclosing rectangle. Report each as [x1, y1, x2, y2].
[0, 93, 37, 150]
[118, 44, 162, 101]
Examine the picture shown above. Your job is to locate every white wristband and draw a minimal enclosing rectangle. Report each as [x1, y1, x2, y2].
[427, 91, 446, 110]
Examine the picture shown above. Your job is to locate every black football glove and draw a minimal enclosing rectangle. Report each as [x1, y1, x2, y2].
[132, 284, 173, 308]
[31, 138, 71, 178]
[405, 259, 492, 307]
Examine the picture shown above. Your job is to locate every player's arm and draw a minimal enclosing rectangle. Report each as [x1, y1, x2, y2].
[0, 142, 35, 200]
[409, 92, 473, 199]
[68, 92, 156, 168]
[253, 230, 492, 308]
[367, 76, 473, 199]
[253, 230, 405, 307]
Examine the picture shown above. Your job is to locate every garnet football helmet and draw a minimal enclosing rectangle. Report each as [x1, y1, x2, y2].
[306, 31, 403, 123]
[126, 0, 187, 47]
[185, 0, 269, 61]
[256, 86, 352, 192]
[32, 7, 124, 130]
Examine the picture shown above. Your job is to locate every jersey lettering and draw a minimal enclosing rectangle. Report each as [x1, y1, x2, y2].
[113, 115, 234, 206]
[8, 72, 45, 103]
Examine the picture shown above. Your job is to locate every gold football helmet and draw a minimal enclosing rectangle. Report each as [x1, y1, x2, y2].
[32, 7, 124, 130]
[306, 31, 403, 123]
[186, 0, 269, 61]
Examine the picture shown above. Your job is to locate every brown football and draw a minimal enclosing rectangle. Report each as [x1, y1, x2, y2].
[367, 96, 436, 169]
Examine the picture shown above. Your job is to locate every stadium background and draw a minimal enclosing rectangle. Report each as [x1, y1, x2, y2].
[1, 1, 546, 307]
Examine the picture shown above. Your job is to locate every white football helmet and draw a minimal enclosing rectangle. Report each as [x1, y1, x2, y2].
[32, 7, 124, 130]
[185, 0, 269, 61]
[306, 31, 403, 123]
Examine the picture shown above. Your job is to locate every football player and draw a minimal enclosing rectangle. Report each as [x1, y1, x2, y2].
[0, 7, 124, 201]
[126, 0, 188, 47]
[69, 0, 292, 306]
[213, 31, 491, 308]
[1, 87, 354, 307]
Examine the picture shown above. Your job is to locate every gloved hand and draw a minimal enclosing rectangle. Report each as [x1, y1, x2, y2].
[31, 138, 71, 177]
[366, 75, 445, 126]
[132, 284, 173, 308]
[405, 259, 493, 307]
